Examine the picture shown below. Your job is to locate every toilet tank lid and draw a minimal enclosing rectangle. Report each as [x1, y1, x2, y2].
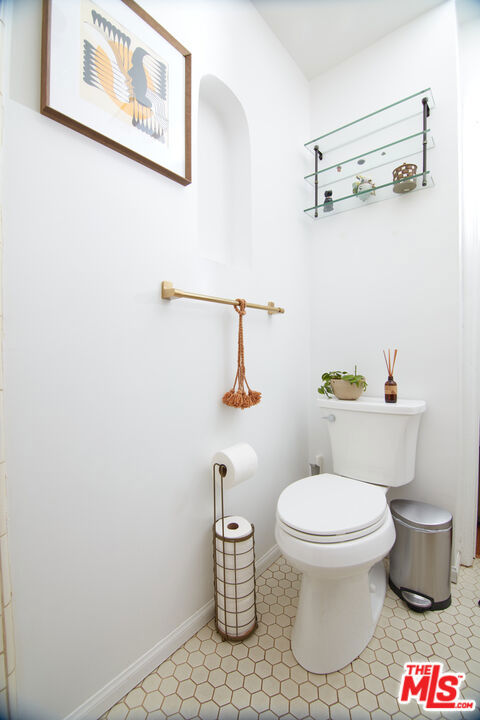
[390, 499, 452, 530]
[317, 397, 426, 415]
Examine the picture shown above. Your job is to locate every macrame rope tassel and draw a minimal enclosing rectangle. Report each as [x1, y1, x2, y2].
[222, 299, 261, 410]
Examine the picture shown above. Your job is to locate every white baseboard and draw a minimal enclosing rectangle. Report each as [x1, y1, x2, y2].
[63, 544, 281, 720]
[256, 543, 281, 576]
[451, 550, 461, 584]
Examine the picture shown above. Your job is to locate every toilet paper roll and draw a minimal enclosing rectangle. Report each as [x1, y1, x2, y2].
[212, 443, 258, 489]
[217, 606, 255, 623]
[217, 621, 256, 637]
[215, 564, 254, 584]
[217, 607, 256, 630]
[216, 576, 255, 599]
[215, 516, 253, 541]
[216, 539, 253, 564]
[217, 591, 255, 613]
[216, 547, 253, 570]
[215, 537, 254, 562]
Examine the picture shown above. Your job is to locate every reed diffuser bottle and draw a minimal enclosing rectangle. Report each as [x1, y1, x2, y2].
[383, 348, 398, 404]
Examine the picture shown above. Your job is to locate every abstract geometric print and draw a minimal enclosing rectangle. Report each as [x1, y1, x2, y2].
[81, 0, 168, 144]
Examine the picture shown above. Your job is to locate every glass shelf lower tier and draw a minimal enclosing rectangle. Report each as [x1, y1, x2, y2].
[304, 172, 434, 219]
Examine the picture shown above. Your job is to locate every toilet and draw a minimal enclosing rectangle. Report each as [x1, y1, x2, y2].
[275, 396, 426, 674]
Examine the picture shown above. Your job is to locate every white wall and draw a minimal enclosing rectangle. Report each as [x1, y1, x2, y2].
[2, 1, 311, 718]
[0, 0, 17, 715]
[455, 0, 480, 565]
[307, 3, 463, 551]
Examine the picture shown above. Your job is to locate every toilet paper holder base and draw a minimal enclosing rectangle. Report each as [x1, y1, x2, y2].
[212, 462, 257, 642]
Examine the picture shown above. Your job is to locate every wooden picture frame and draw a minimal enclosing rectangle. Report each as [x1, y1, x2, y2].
[41, 0, 191, 185]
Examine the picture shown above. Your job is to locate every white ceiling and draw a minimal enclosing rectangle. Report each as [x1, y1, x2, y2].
[251, 0, 447, 80]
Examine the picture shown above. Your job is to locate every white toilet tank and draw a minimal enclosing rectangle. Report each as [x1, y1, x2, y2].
[317, 396, 426, 487]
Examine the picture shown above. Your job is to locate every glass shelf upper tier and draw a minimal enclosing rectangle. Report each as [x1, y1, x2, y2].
[305, 88, 434, 157]
[304, 172, 433, 219]
[304, 130, 434, 188]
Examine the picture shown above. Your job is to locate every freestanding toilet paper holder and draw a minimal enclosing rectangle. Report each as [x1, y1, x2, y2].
[212, 463, 257, 641]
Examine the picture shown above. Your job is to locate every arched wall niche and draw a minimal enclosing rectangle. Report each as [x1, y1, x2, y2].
[197, 74, 252, 267]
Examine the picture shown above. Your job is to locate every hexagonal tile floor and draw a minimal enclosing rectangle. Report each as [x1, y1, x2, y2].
[100, 557, 480, 720]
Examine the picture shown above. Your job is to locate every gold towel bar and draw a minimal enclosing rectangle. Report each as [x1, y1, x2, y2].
[161, 281, 285, 315]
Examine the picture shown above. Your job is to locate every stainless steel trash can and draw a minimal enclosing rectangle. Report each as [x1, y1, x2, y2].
[389, 499, 452, 612]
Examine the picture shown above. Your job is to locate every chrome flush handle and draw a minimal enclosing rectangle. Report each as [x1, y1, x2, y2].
[322, 414, 336, 422]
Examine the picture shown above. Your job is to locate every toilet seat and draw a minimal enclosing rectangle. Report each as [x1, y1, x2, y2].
[277, 474, 388, 544]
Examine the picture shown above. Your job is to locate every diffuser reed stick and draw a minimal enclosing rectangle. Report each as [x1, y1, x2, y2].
[383, 348, 398, 404]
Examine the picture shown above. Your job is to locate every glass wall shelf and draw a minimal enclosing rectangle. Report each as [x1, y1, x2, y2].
[304, 172, 434, 219]
[304, 88, 435, 220]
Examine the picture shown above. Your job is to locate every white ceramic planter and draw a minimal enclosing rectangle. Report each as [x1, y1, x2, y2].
[331, 378, 365, 400]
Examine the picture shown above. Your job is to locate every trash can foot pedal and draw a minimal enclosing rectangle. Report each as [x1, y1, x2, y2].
[389, 577, 451, 612]
[401, 590, 432, 611]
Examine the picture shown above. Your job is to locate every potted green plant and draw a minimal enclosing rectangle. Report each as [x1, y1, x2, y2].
[318, 367, 367, 400]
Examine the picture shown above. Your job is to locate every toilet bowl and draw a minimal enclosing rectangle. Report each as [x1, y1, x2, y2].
[276, 474, 395, 673]
[275, 396, 426, 673]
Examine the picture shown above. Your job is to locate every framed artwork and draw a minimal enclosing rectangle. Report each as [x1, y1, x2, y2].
[41, 0, 191, 185]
